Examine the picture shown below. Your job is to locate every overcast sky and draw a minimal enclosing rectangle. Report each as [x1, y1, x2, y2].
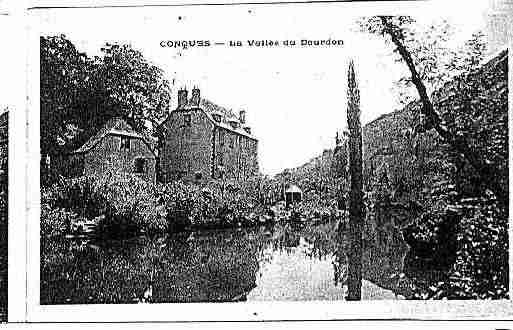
[31, 0, 499, 175]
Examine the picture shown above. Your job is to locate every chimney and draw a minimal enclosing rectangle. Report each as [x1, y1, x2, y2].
[228, 118, 239, 129]
[177, 88, 188, 109]
[239, 110, 246, 125]
[191, 87, 200, 107]
[212, 112, 222, 123]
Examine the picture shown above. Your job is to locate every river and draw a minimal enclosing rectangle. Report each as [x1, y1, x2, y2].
[41, 220, 436, 304]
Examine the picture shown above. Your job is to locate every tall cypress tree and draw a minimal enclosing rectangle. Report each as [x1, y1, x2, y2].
[346, 60, 364, 301]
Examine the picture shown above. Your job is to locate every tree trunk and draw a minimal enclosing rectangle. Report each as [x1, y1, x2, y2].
[379, 16, 507, 206]
[346, 60, 364, 301]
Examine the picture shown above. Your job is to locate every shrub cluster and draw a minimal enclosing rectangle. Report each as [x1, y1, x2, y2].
[41, 173, 277, 238]
[410, 194, 509, 299]
[158, 180, 266, 230]
[291, 191, 339, 223]
[41, 171, 164, 237]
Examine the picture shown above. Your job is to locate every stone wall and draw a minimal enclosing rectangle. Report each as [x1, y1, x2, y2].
[82, 134, 156, 183]
[212, 126, 258, 180]
[160, 109, 214, 182]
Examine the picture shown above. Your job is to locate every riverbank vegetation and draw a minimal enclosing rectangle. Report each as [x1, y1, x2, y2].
[357, 18, 508, 299]
[271, 31, 508, 299]
[42, 171, 298, 239]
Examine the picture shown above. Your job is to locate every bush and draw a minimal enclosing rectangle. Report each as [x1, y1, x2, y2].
[42, 171, 166, 237]
[42, 175, 108, 219]
[414, 195, 509, 299]
[42, 173, 275, 236]
[40, 203, 78, 238]
[450, 196, 508, 299]
[290, 190, 338, 222]
[158, 181, 197, 231]
[158, 179, 266, 230]
[95, 172, 165, 236]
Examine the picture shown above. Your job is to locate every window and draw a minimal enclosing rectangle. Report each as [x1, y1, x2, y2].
[134, 158, 146, 174]
[120, 136, 131, 152]
[184, 114, 191, 127]
[194, 171, 203, 181]
[219, 130, 225, 146]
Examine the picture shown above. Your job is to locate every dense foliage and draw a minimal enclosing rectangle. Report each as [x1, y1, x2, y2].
[40, 35, 171, 160]
[42, 172, 164, 237]
[41, 172, 285, 238]
[353, 16, 509, 299]
[158, 179, 269, 230]
[276, 48, 509, 299]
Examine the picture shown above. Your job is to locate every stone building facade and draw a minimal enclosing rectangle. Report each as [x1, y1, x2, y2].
[65, 117, 157, 182]
[159, 88, 258, 182]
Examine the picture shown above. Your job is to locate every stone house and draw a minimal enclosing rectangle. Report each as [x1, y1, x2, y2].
[65, 117, 157, 182]
[158, 88, 258, 182]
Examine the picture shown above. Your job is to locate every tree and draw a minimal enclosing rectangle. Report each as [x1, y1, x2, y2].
[358, 18, 508, 298]
[40, 35, 93, 155]
[447, 31, 488, 76]
[358, 17, 507, 207]
[345, 60, 364, 301]
[40, 35, 172, 157]
[93, 43, 171, 131]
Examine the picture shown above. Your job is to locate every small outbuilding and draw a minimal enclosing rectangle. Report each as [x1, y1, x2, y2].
[284, 184, 302, 207]
[66, 117, 157, 183]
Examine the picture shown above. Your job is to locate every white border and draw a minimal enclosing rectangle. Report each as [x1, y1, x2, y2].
[6, 2, 29, 322]
[25, 0, 513, 322]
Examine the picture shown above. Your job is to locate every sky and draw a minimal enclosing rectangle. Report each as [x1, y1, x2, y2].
[31, 0, 499, 175]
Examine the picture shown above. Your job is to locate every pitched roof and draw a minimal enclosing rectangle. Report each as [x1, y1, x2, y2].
[161, 98, 257, 140]
[74, 117, 156, 154]
[202, 108, 256, 140]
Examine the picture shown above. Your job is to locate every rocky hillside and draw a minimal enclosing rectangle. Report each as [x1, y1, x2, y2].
[285, 49, 508, 208]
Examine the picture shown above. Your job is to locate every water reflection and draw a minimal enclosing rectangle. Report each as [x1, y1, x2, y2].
[41, 221, 414, 304]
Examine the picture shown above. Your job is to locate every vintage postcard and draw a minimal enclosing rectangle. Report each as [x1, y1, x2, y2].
[23, 0, 513, 322]
[0, 3, 18, 322]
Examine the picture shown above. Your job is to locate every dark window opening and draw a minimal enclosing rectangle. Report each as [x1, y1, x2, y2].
[194, 171, 203, 181]
[135, 158, 146, 174]
[184, 114, 191, 127]
[120, 136, 131, 152]
[219, 130, 225, 146]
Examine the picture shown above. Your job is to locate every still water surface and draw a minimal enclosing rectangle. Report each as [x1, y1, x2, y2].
[41, 221, 418, 304]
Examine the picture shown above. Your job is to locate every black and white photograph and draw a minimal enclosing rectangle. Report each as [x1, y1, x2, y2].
[0, 4, 12, 322]
[19, 0, 513, 323]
